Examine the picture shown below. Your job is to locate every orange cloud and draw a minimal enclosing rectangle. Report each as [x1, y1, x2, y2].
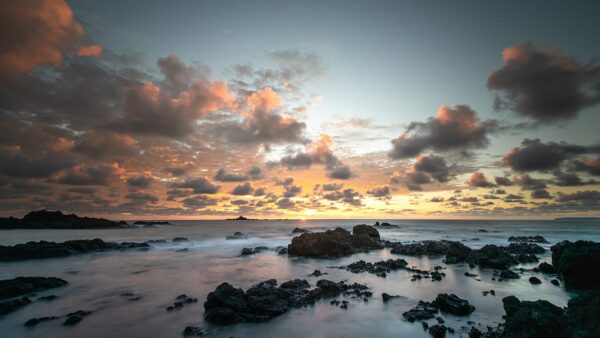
[0, 0, 101, 75]
[247, 87, 282, 113]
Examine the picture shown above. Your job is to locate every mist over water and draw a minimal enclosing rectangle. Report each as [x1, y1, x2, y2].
[1, 219, 598, 338]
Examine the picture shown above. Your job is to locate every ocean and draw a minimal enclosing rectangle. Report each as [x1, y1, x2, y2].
[1, 219, 599, 338]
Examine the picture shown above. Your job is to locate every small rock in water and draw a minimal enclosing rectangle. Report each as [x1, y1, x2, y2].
[310, 269, 325, 277]
[382, 293, 400, 302]
[63, 310, 91, 326]
[167, 295, 198, 311]
[38, 295, 58, 301]
[24, 316, 59, 327]
[428, 324, 448, 338]
[551, 279, 560, 286]
[529, 276, 542, 284]
[183, 326, 206, 336]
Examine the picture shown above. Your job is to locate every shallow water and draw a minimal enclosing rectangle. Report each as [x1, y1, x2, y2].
[1, 219, 599, 338]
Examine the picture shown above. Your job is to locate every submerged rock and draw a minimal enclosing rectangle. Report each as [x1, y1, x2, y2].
[551, 240, 600, 289]
[63, 310, 91, 326]
[0, 297, 32, 315]
[508, 235, 549, 243]
[240, 246, 268, 256]
[382, 293, 400, 302]
[466, 245, 518, 270]
[529, 276, 542, 285]
[204, 279, 371, 324]
[287, 227, 382, 258]
[0, 239, 149, 261]
[345, 258, 445, 281]
[166, 294, 198, 311]
[24, 315, 59, 327]
[225, 232, 248, 240]
[374, 222, 399, 228]
[0, 276, 68, 299]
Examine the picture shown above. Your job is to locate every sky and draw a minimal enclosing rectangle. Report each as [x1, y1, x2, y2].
[0, 0, 599, 219]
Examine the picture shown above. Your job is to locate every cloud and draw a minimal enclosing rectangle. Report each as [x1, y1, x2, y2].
[127, 173, 154, 188]
[253, 187, 267, 196]
[531, 189, 552, 199]
[56, 164, 121, 186]
[125, 192, 159, 203]
[487, 42, 600, 123]
[367, 186, 391, 199]
[231, 182, 254, 195]
[553, 172, 597, 186]
[172, 177, 219, 194]
[389, 105, 497, 158]
[341, 188, 362, 206]
[494, 176, 513, 186]
[283, 184, 302, 198]
[0, 153, 73, 178]
[74, 130, 139, 159]
[502, 138, 598, 172]
[0, 0, 102, 76]
[413, 154, 450, 182]
[468, 172, 495, 188]
[327, 164, 353, 180]
[513, 174, 547, 190]
[556, 190, 600, 205]
[573, 157, 600, 176]
[181, 195, 219, 209]
[214, 168, 247, 182]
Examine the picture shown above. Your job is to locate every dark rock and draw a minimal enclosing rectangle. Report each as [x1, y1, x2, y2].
[382, 293, 400, 302]
[183, 326, 206, 336]
[403, 301, 439, 322]
[551, 279, 560, 286]
[432, 293, 475, 316]
[551, 240, 600, 289]
[291, 227, 309, 234]
[501, 296, 568, 338]
[24, 316, 58, 327]
[134, 221, 172, 226]
[508, 235, 549, 243]
[287, 227, 383, 258]
[310, 270, 325, 277]
[0, 239, 149, 261]
[167, 294, 197, 310]
[172, 237, 189, 242]
[275, 246, 288, 255]
[389, 240, 451, 256]
[0, 297, 32, 315]
[499, 270, 520, 280]
[538, 262, 558, 274]
[565, 290, 600, 338]
[63, 310, 91, 326]
[466, 244, 518, 270]
[352, 224, 380, 239]
[241, 247, 268, 256]
[436, 316, 445, 324]
[428, 324, 447, 338]
[445, 242, 473, 264]
[0, 276, 68, 299]
[226, 232, 248, 240]
[204, 278, 371, 324]
[468, 327, 482, 338]
[345, 259, 408, 278]
[529, 276, 542, 285]
[0, 209, 122, 229]
[477, 229, 488, 233]
[376, 222, 399, 228]
[38, 294, 58, 301]
[507, 242, 545, 254]
[464, 272, 478, 277]
[422, 321, 429, 330]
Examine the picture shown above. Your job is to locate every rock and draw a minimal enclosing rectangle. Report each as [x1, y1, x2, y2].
[183, 326, 206, 336]
[464, 272, 478, 277]
[501, 296, 568, 338]
[468, 327, 482, 338]
[38, 294, 58, 301]
[287, 227, 383, 258]
[389, 240, 451, 256]
[551, 279, 560, 286]
[310, 270, 324, 277]
[0, 276, 68, 299]
[0, 239, 149, 261]
[382, 293, 400, 302]
[565, 290, 600, 338]
[167, 294, 197, 311]
[0, 297, 32, 315]
[352, 224, 380, 239]
[172, 237, 189, 242]
[204, 278, 371, 324]
[507, 242, 545, 254]
[428, 324, 447, 338]
[275, 246, 288, 255]
[422, 321, 429, 330]
[499, 270, 520, 280]
[376, 222, 399, 228]
[466, 244, 518, 270]
[538, 262, 558, 274]
[508, 235, 549, 243]
[134, 221, 172, 226]
[432, 293, 475, 316]
[551, 240, 600, 289]
[345, 259, 408, 278]
[445, 242, 472, 264]
[403, 301, 439, 322]
[62, 310, 91, 326]
[291, 227, 309, 234]
[226, 232, 248, 240]
[529, 276, 542, 284]
[477, 229, 488, 233]
[241, 247, 268, 256]
[24, 316, 59, 327]
[0, 209, 122, 229]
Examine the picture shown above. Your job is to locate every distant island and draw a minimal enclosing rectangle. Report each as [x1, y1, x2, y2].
[0, 210, 125, 229]
[554, 217, 600, 221]
[132, 221, 173, 226]
[225, 216, 258, 221]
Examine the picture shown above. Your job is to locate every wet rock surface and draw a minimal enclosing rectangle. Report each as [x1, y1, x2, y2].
[204, 278, 371, 324]
[287, 227, 383, 258]
[183, 326, 207, 336]
[0, 239, 150, 261]
[551, 240, 600, 289]
[0, 276, 68, 299]
[240, 246, 268, 256]
[226, 232, 248, 240]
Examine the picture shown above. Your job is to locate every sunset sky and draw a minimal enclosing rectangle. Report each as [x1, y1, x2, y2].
[1, 0, 600, 219]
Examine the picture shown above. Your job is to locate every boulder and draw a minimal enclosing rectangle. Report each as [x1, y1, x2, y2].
[501, 296, 568, 338]
[0, 276, 68, 299]
[538, 262, 558, 274]
[432, 293, 475, 316]
[551, 240, 600, 289]
[444, 242, 472, 264]
[352, 224, 380, 239]
[529, 276, 542, 285]
[429, 324, 448, 338]
[287, 227, 382, 258]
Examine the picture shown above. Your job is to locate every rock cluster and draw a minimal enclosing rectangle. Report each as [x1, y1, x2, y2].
[287, 226, 383, 258]
[204, 278, 371, 324]
[403, 293, 475, 322]
[508, 235, 549, 243]
[344, 259, 446, 281]
[0, 239, 149, 261]
[551, 240, 600, 289]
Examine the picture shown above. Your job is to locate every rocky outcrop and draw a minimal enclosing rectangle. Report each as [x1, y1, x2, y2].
[388, 240, 452, 256]
[226, 232, 248, 240]
[204, 279, 371, 324]
[465, 245, 518, 270]
[352, 224, 380, 239]
[0, 276, 68, 299]
[537, 262, 558, 274]
[501, 296, 568, 338]
[0, 239, 150, 261]
[508, 235, 549, 243]
[551, 240, 600, 289]
[166, 294, 198, 311]
[241, 246, 268, 256]
[0, 210, 123, 229]
[403, 300, 439, 322]
[345, 259, 446, 281]
[565, 290, 600, 338]
[291, 227, 309, 234]
[287, 227, 383, 258]
[432, 293, 475, 315]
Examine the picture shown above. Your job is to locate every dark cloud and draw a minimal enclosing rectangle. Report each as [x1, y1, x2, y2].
[573, 157, 600, 176]
[414, 154, 450, 182]
[276, 197, 296, 209]
[125, 192, 159, 203]
[430, 197, 444, 202]
[164, 166, 189, 177]
[0, 153, 73, 178]
[214, 168, 247, 182]
[531, 189, 552, 199]
[172, 177, 219, 194]
[283, 184, 302, 198]
[494, 176, 513, 186]
[367, 186, 391, 199]
[181, 195, 219, 209]
[502, 138, 598, 172]
[327, 165, 353, 180]
[253, 187, 267, 196]
[56, 164, 119, 186]
[389, 105, 497, 158]
[127, 174, 154, 188]
[557, 190, 600, 205]
[341, 188, 362, 206]
[513, 174, 547, 191]
[553, 172, 597, 187]
[231, 182, 254, 196]
[74, 131, 139, 159]
[487, 42, 600, 123]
